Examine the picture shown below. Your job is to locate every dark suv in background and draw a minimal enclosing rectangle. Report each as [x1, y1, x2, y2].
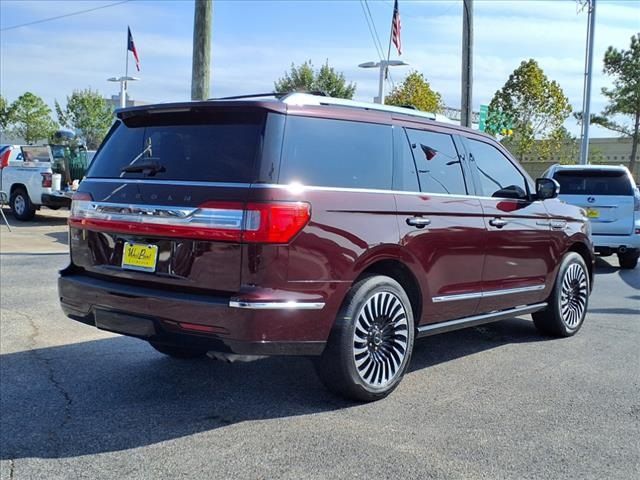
[59, 93, 594, 401]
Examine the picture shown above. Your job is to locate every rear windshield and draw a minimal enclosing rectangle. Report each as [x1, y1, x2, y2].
[87, 110, 265, 182]
[553, 170, 633, 196]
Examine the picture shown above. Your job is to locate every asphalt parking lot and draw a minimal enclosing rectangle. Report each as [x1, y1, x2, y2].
[0, 209, 638, 480]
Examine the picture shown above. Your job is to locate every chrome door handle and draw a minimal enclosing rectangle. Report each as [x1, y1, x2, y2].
[489, 218, 508, 228]
[406, 217, 431, 228]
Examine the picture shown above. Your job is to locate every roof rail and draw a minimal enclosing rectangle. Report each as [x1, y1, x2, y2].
[211, 91, 329, 101]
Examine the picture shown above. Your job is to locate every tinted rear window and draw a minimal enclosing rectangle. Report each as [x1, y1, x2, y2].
[554, 170, 632, 195]
[87, 110, 265, 182]
[279, 116, 392, 189]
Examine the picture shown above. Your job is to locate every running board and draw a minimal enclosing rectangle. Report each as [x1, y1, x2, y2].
[416, 303, 548, 338]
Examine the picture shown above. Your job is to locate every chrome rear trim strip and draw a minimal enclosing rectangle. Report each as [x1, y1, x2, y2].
[417, 303, 548, 337]
[229, 300, 325, 310]
[432, 284, 545, 303]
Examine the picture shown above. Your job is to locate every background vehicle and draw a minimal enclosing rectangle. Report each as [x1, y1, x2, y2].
[0, 143, 89, 221]
[59, 93, 594, 401]
[545, 164, 640, 269]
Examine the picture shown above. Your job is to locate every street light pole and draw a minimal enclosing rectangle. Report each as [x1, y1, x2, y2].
[359, 60, 408, 104]
[107, 76, 140, 108]
[579, 0, 596, 165]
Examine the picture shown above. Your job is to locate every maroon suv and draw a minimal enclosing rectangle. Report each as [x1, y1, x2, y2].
[58, 93, 594, 401]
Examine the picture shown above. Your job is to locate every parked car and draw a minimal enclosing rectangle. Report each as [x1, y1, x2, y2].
[544, 164, 640, 269]
[0, 145, 74, 220]
[58, 93, 594, 401]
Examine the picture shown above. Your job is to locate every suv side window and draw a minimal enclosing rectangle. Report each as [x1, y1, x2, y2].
[405, 128, 467, 195]
[392, 128, 420, 192]
[467, 139, 528, 199]
[279, 116, 392, 189]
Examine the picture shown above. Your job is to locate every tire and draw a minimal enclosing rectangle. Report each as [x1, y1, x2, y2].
[149, 341, 207, 359]
[10, 188, 35, 221]
[618, 251, 638, 270]
[532, 252, 590, 337]
[314, 275, 415, 402]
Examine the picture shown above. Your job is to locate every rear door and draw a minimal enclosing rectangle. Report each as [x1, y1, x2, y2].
[464, 137, 552, 313]
[69, 106, 274, 294]
[394, 125, 486, 324]
[553, 169, 634, 235]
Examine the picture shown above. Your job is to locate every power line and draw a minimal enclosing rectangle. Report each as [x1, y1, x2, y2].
[359, 0, 395, 90]
[0, 0, 132, 32]
[360, 0, 385, 61]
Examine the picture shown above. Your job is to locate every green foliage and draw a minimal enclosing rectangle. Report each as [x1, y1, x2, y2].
[487, 59, 572, 161]
[9, 92, 57, 144]
[0, 95, 15, 130]
[274, 60, 356, 99]
[385, 71, 443, 113]
[600, 33, 640, 173]
[55, 89, 113, 149]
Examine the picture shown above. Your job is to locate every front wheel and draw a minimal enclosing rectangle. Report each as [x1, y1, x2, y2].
[314, 275, 415, 402]
[533, 252, 590, 337]
[618, 251, 638, 270]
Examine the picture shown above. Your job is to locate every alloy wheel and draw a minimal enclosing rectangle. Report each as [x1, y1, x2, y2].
[560, 263, 588, 329]
[13, 195, 25, 216]
[353, 291, 409, 388]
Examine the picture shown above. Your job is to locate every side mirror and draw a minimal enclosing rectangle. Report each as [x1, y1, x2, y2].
[536, 178, 560, 200]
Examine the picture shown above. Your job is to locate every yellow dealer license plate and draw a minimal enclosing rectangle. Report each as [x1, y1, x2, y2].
[586, 208, 600, 219]
[122, 242, 158, 272]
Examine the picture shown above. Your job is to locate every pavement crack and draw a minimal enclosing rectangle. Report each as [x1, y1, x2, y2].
[8, 309, 73, 455]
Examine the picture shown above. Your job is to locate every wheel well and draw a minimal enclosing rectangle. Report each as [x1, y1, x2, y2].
[10, 183, 27, 196]
[356, 260, 422, 323]
[568, 242, 594, 285]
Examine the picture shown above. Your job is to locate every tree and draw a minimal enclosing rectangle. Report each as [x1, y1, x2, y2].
[0, 95, 15, 131]
[55, 89, 113, 149]
[274, 60, 356, 99]
[597, 33, 639, 173]
[9, 92, 57, 144]
[486, 59, 572, 162]
[385, 71, 444, 113]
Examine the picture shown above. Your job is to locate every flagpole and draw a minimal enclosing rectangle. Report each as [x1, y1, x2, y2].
[385, 5, 394, 80]
[123, 27, 129, 108]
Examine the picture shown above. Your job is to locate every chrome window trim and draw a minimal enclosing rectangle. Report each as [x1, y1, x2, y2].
[432, 284, 545, 303]
[81, 179, 537, 202]
[229, 300, 325, 310]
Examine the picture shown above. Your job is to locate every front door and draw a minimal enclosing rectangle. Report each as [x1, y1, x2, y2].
[464, 137, 553, 313]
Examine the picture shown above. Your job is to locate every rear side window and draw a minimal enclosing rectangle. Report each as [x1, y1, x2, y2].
[279, 116, 392, 189]
[405, 128, 467, 195]
[87, 110, 265, 182]
[467, 139, 528, 199]
[553, 170, 633, 195]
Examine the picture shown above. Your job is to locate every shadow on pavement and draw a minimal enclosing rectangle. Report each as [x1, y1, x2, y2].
[0, 206, 68, 228]
[45, 231, 69, 246]
[594, 256, 639, 289]
[0, 317, 548, 460]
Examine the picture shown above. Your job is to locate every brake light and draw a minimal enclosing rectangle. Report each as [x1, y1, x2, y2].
[0, 149, 10, 169]
[41, 172, 52, 188]
[634, 192, 640, 212]
[68, 200, 311, 244]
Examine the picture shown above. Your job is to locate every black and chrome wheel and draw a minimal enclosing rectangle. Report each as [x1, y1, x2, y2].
[10, 188, 35, 221]
[533, 252, 590, 337]
[315, 275, 415, 402]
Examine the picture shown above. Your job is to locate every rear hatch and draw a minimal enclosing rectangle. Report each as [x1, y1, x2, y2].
[69, 105, 268, 294]
[554, 169, 635, 235]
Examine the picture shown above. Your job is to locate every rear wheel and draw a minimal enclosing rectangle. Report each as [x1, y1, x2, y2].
[533, 252, 589, 337]
[618, 251, 638, 270]
[149, 341, 207, 359]
[314, 275, 415, 402]
[10, 188, 35, 221]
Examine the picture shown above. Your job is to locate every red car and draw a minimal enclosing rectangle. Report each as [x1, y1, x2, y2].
[59, 93, 594, 401]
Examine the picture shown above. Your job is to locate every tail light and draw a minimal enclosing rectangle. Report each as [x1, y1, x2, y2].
[0, 149, 11, 169]
[634, 191, 640, 212]
[41, 172, 52, 187]
[68, 199, 311, 244]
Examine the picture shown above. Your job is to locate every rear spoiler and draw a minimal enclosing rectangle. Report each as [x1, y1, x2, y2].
[116, 100, 286, 121]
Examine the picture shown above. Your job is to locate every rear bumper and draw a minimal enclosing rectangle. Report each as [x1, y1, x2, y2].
[58, 268, 328, 356]
[41, 193, 72, 208]
[592, 233, 640, 252]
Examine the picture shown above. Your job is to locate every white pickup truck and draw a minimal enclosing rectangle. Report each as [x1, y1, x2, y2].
[0, 144, 75, 220]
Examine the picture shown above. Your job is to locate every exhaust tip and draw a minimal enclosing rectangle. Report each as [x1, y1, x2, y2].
[618, 246, 627, 254]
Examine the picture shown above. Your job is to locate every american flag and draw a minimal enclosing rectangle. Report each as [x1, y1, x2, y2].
[128, 26, 141, 71]
[391, 0, 402, 56]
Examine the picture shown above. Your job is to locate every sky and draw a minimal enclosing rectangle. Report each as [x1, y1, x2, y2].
[0, 0, 638, 138]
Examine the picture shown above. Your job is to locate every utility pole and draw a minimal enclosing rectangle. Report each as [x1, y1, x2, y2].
[191, 0, 212, 101]
[461, 0, 473, 128]
[579, 0, 596, 165]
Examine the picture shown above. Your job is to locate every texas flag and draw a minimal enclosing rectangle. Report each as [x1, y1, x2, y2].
[128, 26, 141, 71]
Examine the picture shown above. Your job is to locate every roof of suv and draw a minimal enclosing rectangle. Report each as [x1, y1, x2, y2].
[116, 92, 493, 140]
[552, 164, 630, 172]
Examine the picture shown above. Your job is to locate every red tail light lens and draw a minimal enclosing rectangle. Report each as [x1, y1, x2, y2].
[68, 199, 311, 244]
[41, 172, 52, 188]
